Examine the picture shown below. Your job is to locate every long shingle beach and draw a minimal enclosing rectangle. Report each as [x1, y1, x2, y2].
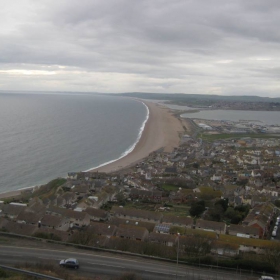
[0, 100, 184, 199]
[89, 100, 184, 173]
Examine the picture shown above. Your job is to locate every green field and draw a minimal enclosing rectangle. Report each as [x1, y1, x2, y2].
[124, 202, 157, 211]
[166, 204, 190, 216]
[161, 184, 179, 192]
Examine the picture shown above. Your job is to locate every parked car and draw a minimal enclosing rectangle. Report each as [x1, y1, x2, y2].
[59, 258, 79, 269]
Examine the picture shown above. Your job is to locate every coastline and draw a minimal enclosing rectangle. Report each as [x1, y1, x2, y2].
[0, 99, 184, 199]
[89, 100, 184, 173]
[0, 185, 39, 200]
[0, 189, 25, 200]
[85, 100, 150, 172]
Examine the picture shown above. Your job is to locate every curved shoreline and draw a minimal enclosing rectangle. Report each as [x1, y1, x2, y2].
[89, 99, 184, 173]
[0, 99, 184, 198]
[85, 100, 149, 172]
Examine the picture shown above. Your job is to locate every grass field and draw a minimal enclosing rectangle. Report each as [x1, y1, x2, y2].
[124, 202, 157, 211]
[161, 184, 179, 192]
[196, 186, 222, 200]
[166, 204, 190, 216]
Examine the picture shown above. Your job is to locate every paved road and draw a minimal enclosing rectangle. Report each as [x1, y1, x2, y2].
[0, 245, 259, 280]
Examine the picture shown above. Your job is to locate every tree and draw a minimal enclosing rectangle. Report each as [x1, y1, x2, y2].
[215, 198, 228, 212]
[222, 204, 250, 224]
[224, 207, 242, 224]
[230, 213, 243, 224]
[69, 227, 96, 245]
[170, 226, 186, 235]
[264, 244, 280, 272]
[33, 232, 61, 241]
[235, 204, 250, 214]
[208, 204, 224, 222]
[224, 207, 235, 219]
[116, 192, 126, 205]
[274, 200, 280, 208]
[193, 162, 200, 169]
[189, 200, 205, 217]
[181, 235, 212, 257]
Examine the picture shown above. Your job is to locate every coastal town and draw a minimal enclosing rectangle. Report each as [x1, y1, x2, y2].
[3, 0, 280, 277]
[1, 104, 280, 277]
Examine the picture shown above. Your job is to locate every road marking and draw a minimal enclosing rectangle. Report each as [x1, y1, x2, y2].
[86, 262, 124, 268]
[144, 269, 185, 277]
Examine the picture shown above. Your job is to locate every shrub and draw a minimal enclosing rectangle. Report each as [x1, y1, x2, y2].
[0, 269, 8, 278]
[33, 232, 61, 241]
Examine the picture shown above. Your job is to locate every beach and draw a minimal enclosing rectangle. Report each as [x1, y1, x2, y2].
[0, 189, 22, 200]
[0, 100, 184, 199]
[90, 100, 184, 173]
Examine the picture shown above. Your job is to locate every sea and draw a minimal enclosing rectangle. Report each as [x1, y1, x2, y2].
[0, 92, 148, 194]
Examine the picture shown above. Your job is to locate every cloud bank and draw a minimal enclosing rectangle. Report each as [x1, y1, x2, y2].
[1, 0, 280, 96]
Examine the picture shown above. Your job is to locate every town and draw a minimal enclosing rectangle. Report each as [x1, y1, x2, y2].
[1, 116, 280, 275]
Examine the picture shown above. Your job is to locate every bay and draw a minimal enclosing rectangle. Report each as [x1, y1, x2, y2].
[0, 93, 147, 193]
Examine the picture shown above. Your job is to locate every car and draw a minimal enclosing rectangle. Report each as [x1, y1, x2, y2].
[59, 258, 79, 269]
[259, 276, 275, 280]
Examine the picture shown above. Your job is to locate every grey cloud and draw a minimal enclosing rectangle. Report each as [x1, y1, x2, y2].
[0, 0, 280, 95]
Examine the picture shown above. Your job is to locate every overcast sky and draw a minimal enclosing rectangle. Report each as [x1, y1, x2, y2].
[1, 0, 280, 96]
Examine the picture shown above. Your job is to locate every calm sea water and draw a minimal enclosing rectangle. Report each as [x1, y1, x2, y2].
[181, 109, 280, 125]
[0, 93, 147, 193]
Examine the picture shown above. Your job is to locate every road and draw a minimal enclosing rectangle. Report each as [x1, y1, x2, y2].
[0, 245, 259, 280]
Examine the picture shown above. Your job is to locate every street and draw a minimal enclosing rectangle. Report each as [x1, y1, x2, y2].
[0, 245, 261, 279]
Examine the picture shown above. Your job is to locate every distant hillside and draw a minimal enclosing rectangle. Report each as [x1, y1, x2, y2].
[119, 92, 280, 104]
